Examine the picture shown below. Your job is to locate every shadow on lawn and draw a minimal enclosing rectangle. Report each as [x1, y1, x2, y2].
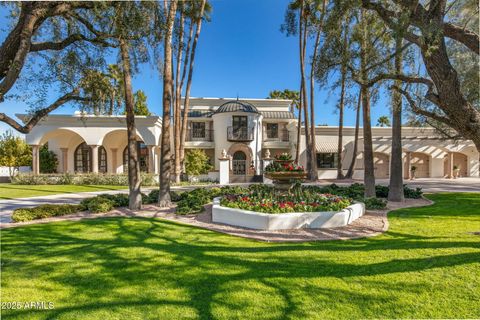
[1, 194, 480, 319]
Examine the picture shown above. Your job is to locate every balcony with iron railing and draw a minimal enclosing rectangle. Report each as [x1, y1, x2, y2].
[227, 126, 254, 142]
[186, 129, 214, 142]
[264, 129, 289, 142]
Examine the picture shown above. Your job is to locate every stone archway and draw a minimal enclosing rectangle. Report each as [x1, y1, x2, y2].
[228, 143, 254, 181]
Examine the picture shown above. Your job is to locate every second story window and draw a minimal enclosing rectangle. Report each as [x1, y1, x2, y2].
[266, 123, 279, 139]
[192, 122, 206, 138]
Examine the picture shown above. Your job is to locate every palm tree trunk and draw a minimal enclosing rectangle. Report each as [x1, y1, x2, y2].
[299, 0, 311, 178]
[360, 9, 375, 197]
[179, 0, 206, 171]
[174, 10, 185, 183]
[295, 84, 303, 163]
[345, 90, 361, 179]
[337, 22, 349, 180]
[120, 38, 142, 210]
[388, 36, 404, 202]
[158, 0, 178, 207]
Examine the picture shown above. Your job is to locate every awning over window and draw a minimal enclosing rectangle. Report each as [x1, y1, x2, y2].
[315, 138, 339, 153]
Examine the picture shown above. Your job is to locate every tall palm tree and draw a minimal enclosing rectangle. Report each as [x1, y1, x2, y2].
[158, 0, 178, 207]
[179, 0, 208, 177]
[376, 116, 391, 127]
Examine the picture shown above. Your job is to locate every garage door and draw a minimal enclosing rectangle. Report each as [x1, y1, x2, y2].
[410, 153, 429, 178]
[373, 153, 389, 178]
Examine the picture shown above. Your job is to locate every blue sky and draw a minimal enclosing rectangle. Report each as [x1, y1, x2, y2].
[0, 0, 391, 136]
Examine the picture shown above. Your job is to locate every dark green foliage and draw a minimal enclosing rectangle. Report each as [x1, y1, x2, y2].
[403, 185, 423, 199]
[363, 197, 388, 210]
[375, 185, 390, 198]
[80, 196, 115, 213]
[12, 204, 81, 222]
[39, 145, 59, 173]
[12, 173, 157, 186]
[95, 193, 130, 207]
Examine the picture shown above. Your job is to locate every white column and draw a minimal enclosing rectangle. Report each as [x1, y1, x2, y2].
[60, 148, 68, 173]
[406, 151, 412, 180]
[147, 145, 156, 174]
[91, 145, 99, 173]
[110, 148, 118, 174]
[263, 157, 273, 184]
[31, 145, 40, 175]
[219, 157, 230, 185]
[448, 152, 454, 179]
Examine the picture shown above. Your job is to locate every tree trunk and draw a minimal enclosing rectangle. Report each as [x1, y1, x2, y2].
[345, 90, 362, 179]
[295, 85, 303, 163]
[360, 9, 375, 197]
[388, 36, 404, 202]
[173, 11, 185, 183]
[336, 26, 348, 179]
[179, 0, 206, 172]
[158, 0, 178, 207]
[299, 1, 311, 178]
[120, 38, 142, 210]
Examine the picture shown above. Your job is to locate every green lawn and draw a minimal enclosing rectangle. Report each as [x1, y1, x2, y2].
[0, 184, 128, 199]
[1, 193, 479, 319]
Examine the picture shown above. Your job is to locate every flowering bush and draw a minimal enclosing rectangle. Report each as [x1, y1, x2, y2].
[220, 186, 351, 214]
[265, 161, 304, 172]
[274, 153, 292, 161]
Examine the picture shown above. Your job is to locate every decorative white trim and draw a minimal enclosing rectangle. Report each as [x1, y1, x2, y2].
[212, 197, 365, 230]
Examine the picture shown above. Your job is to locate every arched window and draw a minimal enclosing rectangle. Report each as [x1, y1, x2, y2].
[74, 142, 92, 173]
[123, 142, 149, 173]
[98, 146, 107, 173]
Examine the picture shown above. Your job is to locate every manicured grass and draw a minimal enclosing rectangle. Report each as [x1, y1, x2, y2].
[0, 184, 128, 199]
[1, 193, 479, 319]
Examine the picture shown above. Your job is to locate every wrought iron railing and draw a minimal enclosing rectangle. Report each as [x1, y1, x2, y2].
[227, 126, 254, 142]
[186, 129, 214, 142]
[265, 129, 289, 142]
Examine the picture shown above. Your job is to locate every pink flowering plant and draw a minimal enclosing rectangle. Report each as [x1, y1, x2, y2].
[265, 161, 304, 173]
[220, 185, 351, 214]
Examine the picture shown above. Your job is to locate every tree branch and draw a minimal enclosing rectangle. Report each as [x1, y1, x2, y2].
[392, 85, 453, 126]
[0, 89, 81, 134]
[30, 33, 113, 51]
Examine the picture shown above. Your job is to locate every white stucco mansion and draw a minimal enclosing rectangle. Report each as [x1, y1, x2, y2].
[20, 97, 479, 181]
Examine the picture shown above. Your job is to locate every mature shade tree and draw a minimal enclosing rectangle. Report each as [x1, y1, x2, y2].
[376, 115, 391, 127]
[360, 0, 480, 154]
[158, 0, 178, 207]
[0, 1, 116, 133]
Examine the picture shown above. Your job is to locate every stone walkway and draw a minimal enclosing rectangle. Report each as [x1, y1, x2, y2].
[0, 197, 432, 242]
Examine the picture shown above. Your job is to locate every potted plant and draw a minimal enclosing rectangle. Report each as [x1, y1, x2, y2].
[453, 165, 460, 178]
[410, 165, 417, 180]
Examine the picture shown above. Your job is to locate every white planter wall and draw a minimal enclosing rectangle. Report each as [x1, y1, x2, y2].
[212, 197, 365, 230]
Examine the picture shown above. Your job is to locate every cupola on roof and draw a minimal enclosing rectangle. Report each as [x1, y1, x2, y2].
[214, 100, 260, 114]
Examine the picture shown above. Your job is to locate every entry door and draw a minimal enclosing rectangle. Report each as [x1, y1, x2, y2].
[232, 151, 246, 175]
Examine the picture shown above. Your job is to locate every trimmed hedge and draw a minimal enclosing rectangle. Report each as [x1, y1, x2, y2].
[11, 173, 157, 186]
[12, 204, 81, 222]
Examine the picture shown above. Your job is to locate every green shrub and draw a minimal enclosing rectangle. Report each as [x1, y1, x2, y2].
[363, 197, 387, 210]
[375, 185, 390, 198]
[12, 204, 81, 222]
[184, 149, 213, 176]
[11, 173, 157, 186]
[403, 185, 423, 199]
[81, 196, 115, 213]
[95, 193, 130, 207]
[39, 144, 58, 173]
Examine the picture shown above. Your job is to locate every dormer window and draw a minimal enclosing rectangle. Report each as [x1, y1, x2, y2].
[266, 123, 279, 139]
